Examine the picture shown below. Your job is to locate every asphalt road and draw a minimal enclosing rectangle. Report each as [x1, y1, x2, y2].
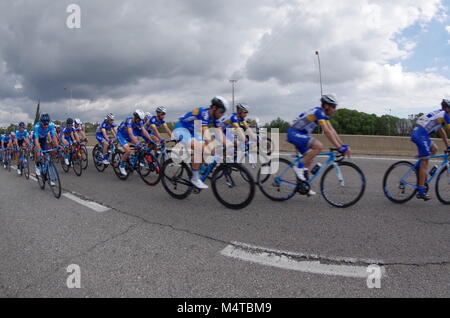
[0, 152, 449, 298]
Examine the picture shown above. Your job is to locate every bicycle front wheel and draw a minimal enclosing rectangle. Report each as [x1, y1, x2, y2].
[138, 152, 161, 186]
[161, 159, 192, 200]
[72, 152, 83, 176]
[257, 158, 298, 202]
[37, 164, 46, 190]
[436, 166, 450, 205]
[81, 145, 88, 170]
[23, 154, 30, 179]
[321, 162, 366, 208]
[211, 164, 255, 210]
[93, 145, 107, 172]
[382, 161, 417, 204]
[47, 162, 62, 198]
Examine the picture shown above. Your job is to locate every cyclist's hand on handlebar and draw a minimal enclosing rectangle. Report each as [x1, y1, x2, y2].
[338, 144, 351, 158]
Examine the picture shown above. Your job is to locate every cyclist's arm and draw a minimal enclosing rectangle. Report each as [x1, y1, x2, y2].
[163, 123, 172, 137]
[242, 122, 256, 140]
[140, 127, 153, 143]
[102, 128, 109, 141]
[127, 127, 139, 145]
[151, 124, 162, 140]
[320, 121, 342, 148]
[438, 128, 449, 149]
[328, 123, 345, 146]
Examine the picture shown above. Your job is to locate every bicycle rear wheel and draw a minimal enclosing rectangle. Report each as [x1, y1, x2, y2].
[47, 162, 62, 198]
[61, 152, 70, 173]
[37, 164, 46, 190]
[383, 161, 417, 204]
[212, 164, 255, 210]
[112, 150, 130, 180]
[257, 158, 298, 202]
[161, 159, 192, 199]
[436, 166, 450, 205]
[321, 161, 366, 208]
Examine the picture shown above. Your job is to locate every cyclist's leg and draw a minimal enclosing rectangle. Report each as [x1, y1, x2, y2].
[411, 129, 432, 199]
[117, 133, 131, 162]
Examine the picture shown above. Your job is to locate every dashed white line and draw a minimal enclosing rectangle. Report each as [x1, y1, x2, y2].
[220, 242, 384, 279]
[63, 193, 110, 213]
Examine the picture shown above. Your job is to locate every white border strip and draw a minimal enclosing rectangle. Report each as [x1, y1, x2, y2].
[63, 193, 110, 213]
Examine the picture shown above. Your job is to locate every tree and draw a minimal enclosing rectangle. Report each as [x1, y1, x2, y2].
[264, 117, 290, 133]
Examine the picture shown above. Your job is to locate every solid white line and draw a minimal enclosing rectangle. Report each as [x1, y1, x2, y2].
[220, 243, 383, 279]
[63, 193, 110, 213]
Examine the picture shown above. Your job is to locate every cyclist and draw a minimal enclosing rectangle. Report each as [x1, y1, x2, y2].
[74, 119, 87, 143]
[14, 122, 30, 175]
[61, 118, 81, 166]
[144, 107, 172, 143]
[116, 109, 153, 176]
[410, 99, 450, 201]
[34, 114, 59, 176]
[95, 113, 117, 165]
[173, 96, 228, 189]
[287, 95, 350, 195]
[1, 131, 13, 168]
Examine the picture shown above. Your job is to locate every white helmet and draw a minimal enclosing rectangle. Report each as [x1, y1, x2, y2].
[74, 118, 82, 125]
[156, 106, 167, 114]
[105, 113, 114, 121]
[133, 109, 146, 120]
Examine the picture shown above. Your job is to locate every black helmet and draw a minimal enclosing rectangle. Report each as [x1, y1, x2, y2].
[18, 122, 25, 128]
[441, 99, 450, 109]
[40, 114, 51, 125]
[321, 94, 338, 106]
[66, 118, 74, 125]
[211, 96, 229, 111]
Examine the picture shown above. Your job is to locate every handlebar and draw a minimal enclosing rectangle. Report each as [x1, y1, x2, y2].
[330, 148, 345, 162]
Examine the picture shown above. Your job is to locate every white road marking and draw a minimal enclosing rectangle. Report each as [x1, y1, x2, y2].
[220, 242, 384, 279]
[63, 193, 110, 213]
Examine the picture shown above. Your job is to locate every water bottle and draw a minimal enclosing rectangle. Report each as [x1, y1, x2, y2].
[311, 163, 322, 176]
[429, 165, 438, 176]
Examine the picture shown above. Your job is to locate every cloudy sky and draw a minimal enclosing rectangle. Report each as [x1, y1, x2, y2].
[0, 0, 450, 126]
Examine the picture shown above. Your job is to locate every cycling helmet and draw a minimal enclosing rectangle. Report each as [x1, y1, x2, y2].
[236, 103, 249, 112]
[18, 122, 25, 128]
[441, 99, 450, 109]
[40, 114, 51, 125]
[321, 94, 338, 106]
[74, 118, 82, 125]
[156, 106, 167, 114]
[133, 109, 146, 120]
[211, 96, 229, 111]
[66, 118, 74, 125]
[145, 112, 151, 119]
[105, 113, 115, 121]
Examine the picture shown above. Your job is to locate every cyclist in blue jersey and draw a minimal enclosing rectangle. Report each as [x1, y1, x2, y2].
[410, 99, 450, 201]
[116, 109, 153, 176]
[74, 119, 87, 143]
[144, 107, 172, 143]
[173, 96, 228, 189]
[287, 95, 350, 195]
[61, 118, 81, 166]
[34, 114, 59, 176]
[2, 131, 13, 169]
[219, 103, 256, 145]
[96, 113, 117, 165]
[13, 122, 30, 175]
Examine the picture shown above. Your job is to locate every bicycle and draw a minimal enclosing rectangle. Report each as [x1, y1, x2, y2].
[383, 151, 450, 205]
[92, 140, 117, 172]
[61, 143, 83, 176]
[80, 138, 89, 170]
[35, 148, 62, 199]
[2, 147, 12, 172]
[257, 149, 366, 208]
[161, 150, 256, 210]
[111, 143, 160, 185]
[17, 145, 31, 179]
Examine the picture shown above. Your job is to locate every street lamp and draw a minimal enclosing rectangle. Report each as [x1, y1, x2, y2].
[315, 51, 323, 97]
[229, 79, 238, 112]
[64, 87, 73, 117]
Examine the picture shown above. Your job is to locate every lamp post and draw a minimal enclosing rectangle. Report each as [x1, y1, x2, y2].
[315, 51, 323, 97]
[64, 87, 73, 117]
[229, 79, 238, 112]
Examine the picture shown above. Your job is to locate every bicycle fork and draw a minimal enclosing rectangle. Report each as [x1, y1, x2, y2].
[333, 163, 345, 187]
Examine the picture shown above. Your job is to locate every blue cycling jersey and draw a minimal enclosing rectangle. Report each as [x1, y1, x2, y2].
[15, 129, 29, 141]
[145, 116, 166, 135]
[118, 117, 144, 138]
[34, 122, 56, 139]
[219, 113, 248, 131]
[291, 107, 330, 135]
[178, 107, 221, 133]
[96, 120, 115, 135]
[415, 110, 450, 135]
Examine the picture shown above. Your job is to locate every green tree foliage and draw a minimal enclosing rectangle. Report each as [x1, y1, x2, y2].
[263, 117, 290, 133]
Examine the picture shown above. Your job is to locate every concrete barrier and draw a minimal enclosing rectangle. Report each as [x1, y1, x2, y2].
[86, 133, 447, 157]
[277, 133, 447, 157]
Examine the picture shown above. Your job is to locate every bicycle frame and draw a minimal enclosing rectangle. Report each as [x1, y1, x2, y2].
[274, 151, 344, 188]
[400, 154, 450, 190]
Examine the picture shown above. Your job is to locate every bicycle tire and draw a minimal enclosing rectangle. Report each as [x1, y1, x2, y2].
[81, 145, 88, 170]
[257, 157, 298, 202]
[382, 161, 418, 204]
[23, 153, 30, 179]
[47, 162, 62, 198]
[72, 150, 83, 176]
[436, 166, 450, 205]
[211, 163, 255, 210]
[92, 144, 107, 172]
[320, 161, 366, 208]
[161, 159, 193, 200]
[138, 152, 161, 186]
[112, 150, 130, 180]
